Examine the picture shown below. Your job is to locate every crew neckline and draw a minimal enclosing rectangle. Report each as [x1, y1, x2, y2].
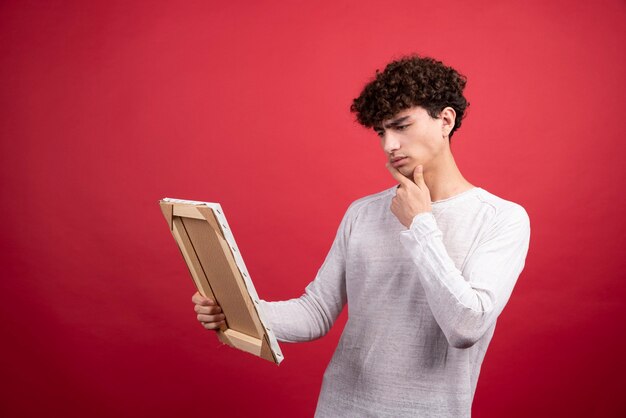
[388, 185, 482, 209]
[432, 186, 481, 206]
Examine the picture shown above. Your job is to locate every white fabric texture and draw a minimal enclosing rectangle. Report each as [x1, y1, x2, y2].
[259, 185, 531, 417]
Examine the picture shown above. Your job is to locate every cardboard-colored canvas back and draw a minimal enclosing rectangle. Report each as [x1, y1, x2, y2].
[159, 198, 283, 365]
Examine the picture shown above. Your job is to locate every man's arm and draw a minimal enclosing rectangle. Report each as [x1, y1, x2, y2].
[400, 205, 530, 348]
[387, 162, 531, 348]
[192, 204, 353, 340]
[258, 203, 355, 343]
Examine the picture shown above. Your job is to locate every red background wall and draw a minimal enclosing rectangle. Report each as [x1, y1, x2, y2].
[1, 1, 625, 417]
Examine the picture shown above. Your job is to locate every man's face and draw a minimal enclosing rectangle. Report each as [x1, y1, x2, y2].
[374, 106, 448, 178]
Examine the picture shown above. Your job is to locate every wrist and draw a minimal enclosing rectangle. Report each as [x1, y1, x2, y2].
[409, 211, 435, 231]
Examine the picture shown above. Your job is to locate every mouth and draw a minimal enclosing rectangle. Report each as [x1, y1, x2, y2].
[390, 157, 408, 168]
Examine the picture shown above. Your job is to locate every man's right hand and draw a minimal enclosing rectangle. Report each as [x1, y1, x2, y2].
[192, 291, 226, 330]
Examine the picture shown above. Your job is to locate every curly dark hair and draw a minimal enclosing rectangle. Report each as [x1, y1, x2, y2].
[350, 54, 469, 141]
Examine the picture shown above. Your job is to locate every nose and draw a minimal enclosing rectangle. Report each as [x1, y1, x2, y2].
[381, 131, 400, 155]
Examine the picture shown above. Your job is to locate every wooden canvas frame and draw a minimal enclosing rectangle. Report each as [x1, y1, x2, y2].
[159, 198, 283, 365]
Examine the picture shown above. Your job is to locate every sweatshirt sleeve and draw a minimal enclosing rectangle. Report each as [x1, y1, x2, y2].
[399, 205, 531, 349]
[257, 204, 353, 343]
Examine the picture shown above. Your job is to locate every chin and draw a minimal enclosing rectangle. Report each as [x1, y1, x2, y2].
[400, 164, 415, 177]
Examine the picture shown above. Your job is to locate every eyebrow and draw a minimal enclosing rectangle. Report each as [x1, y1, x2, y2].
[375, 115, 412, 131]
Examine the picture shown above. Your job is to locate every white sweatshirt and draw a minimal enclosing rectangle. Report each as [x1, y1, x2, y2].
[259, 185, 531, 417]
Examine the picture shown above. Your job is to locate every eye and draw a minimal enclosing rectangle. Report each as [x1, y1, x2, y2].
[395, 124, 409, 131]
[374, 129, 385, 138]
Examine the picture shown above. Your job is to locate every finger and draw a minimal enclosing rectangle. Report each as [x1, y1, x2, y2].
[197, 313, 226, 323]
[192, 292, 215, 306]
[413, 165, 425, 186]
[191, 291, 209, 304]
[203, 320, 225, 330]
[194, 304, 222, 315]
[386, 162, 412, 187]
[195, 304, 222, 314]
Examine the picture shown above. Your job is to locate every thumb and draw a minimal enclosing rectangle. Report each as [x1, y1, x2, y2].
[413, 165, 424, 185]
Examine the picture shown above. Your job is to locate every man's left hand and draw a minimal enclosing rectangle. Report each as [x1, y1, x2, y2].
[386, 163, 432, 228]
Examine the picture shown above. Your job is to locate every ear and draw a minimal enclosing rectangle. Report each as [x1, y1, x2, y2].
[440, 107, 456, 138]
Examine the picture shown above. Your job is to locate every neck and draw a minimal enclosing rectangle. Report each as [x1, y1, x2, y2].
[422, 147, 475, 202]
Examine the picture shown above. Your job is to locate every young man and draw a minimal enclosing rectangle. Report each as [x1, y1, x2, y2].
[192, 55, 531, 417]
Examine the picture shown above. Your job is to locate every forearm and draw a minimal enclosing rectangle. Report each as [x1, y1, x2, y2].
[259, 278, 345, 343]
